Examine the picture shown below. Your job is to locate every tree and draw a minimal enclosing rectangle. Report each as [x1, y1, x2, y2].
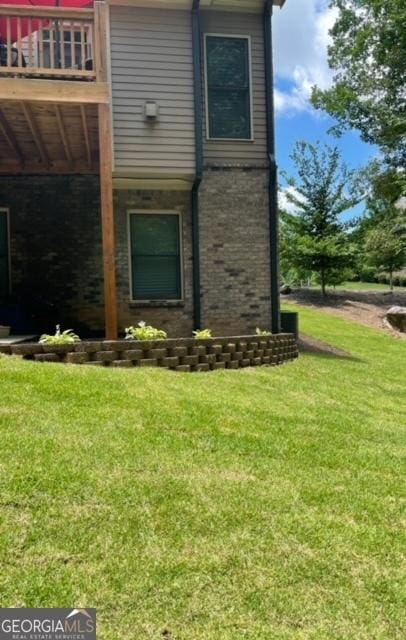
[281, 141, 363, 296]
[312, 0, 406, 167]
[365, 218, 405, 290]
[352, 162, 406, 286]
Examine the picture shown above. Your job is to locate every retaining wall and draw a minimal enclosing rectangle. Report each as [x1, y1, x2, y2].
[1, 334, 298, 372]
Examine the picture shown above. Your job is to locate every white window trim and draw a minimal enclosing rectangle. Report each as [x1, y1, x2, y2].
[204, 33, 254, 142]
[127, 209, 184, 304]
[0, 207, 11, 295]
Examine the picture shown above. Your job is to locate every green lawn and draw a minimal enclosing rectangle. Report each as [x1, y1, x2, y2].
[310, 280, 405, 292]
[1, 308, 405, 640]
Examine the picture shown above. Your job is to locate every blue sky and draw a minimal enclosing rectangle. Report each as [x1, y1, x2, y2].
[272, 0, 376, 218]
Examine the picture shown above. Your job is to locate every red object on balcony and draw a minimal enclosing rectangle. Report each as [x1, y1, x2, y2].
[0, 0, 93, 44]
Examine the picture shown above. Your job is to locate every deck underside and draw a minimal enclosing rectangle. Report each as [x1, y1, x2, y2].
[0, 99, 99, 174]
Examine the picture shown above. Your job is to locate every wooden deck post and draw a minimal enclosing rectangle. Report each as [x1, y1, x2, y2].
[95, 1, 118, 340]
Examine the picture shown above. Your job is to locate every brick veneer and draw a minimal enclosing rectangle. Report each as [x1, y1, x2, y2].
[1, 334, 298, 372]
[1, 168, 276, 337]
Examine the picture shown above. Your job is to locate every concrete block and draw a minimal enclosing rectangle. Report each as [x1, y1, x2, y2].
[74, 341, 101, 352]
[226, 360, 239, 369]
[161, 356, 179, 367]
[103, 340, 129, 351]
[123, 349, 144, 361]
[209, 344, 223, 355]
[34, 353, 61, 363]
[65, 352, 90, 364]
[181, 355, 199, 366]
[94, 351, 118, 362]
[231, 351, 244, 361]
[148, 348, 168, 359]
[170, 346, 188, 358]
[138, 358, 158, 367]
[193, 363, 210, 372]
[11, 344, 42, 356]
[218, 353, 231, 362]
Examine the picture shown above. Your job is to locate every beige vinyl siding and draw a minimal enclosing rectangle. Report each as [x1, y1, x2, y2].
[201, 10, 268, 166]
[110, 7, 196, 178]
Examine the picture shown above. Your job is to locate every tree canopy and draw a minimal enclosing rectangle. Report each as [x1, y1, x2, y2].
[312, 0, 406, 166]
[280, 141, 363, 295]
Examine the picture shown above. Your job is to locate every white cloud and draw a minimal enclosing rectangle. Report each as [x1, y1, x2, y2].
[273, 0, 338, 115]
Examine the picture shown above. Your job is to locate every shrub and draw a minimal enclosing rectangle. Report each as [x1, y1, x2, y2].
[193, 329, 212, 339]
[125, 321, 167, 341]
[256, 327, 271, 336]
[39, 325, 80, 345]
[358, 266, 377, 283]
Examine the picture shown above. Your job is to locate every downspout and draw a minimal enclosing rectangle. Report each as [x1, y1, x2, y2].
[264, 0, 281, 333]
[191, 0, 203, 330]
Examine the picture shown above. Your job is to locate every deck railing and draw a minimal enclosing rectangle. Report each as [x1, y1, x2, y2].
[0, 5, 96, 80]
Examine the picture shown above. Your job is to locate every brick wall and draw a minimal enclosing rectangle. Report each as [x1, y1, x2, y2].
[0, 176, 105, 333]
[199, 167, 271, 335]
[1, 171, 273, 337]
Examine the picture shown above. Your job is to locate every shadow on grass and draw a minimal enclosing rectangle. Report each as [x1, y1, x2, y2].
[298, 334, 364, 363]
[286, 288, 406, 310]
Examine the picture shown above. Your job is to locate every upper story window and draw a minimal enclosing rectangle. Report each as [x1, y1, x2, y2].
[205, 34, 253, 141]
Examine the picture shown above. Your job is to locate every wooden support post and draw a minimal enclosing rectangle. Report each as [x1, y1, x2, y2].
[95, 1, 118, 340]
[98, 103, 117, 340]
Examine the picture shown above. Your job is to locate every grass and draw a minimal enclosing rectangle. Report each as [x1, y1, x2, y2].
[0, 308, 405, 640]
[309, 280, 405, 292]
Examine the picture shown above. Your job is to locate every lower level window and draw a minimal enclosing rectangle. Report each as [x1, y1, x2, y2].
[0, 209, 9, 298]
[129, 212, 182, 301]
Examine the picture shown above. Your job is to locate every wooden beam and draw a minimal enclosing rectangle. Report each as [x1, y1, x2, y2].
[0, 107, 24, 167]
[0, 161, 98, 174]
[20, 102, 50, 167]
[54, 105, 73, 166]
[95, 2, 118, 340]
[0, 5, 94, 20]
[0, 79, 109, 104]
[98, 102, 118, 341]
[80, 105, 92, 167]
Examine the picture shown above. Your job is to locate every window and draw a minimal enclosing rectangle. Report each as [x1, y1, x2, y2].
[205, 34, 252, 140]
[41, 27, 91, 69]
[0, 209, 10, 299]
[129, 213, 182, 301]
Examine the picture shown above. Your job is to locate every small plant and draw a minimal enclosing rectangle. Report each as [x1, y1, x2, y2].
[39, 325, 80, 345]
[256, 327, 271, 336]
[193, 329, 212, 339]
[125, 321, 167, 341]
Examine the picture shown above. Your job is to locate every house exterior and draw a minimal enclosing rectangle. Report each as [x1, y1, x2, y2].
[0, 0, 286, 340]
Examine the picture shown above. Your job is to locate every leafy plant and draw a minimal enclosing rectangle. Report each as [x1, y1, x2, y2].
[193, 329, 212, 339]
[39, 325, 80, 345]
[125, 321, 167, 341]
[256, 328, 271, 336]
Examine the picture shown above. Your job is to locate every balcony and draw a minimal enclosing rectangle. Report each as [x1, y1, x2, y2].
[0, 4, 97, 80]
[0, 2, 109, 174]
